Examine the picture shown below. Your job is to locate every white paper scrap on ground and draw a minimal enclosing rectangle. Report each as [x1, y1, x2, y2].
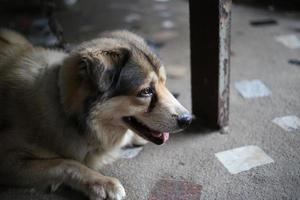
[235, 79, 271, 98]
[161, 20, 175, 29]
[215, 145, 274, 174]
[120, 147, 143, 159]
[124, 13, 141, 23]
[272, 115, 300, 132]
[275, 34, 300, 49]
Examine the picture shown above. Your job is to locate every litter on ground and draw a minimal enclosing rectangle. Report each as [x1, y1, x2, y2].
[272, 115, 300, 132]
[124, 13, 141, 23]
[275, 34, 300, 49]
[161, 20, 175, 29]
[120, 147, 144, 159]
[288, 59, 300, 66]
[235, 79, 271, 99]
[250, 19, 278, 26]
[215, 145, 274, 174]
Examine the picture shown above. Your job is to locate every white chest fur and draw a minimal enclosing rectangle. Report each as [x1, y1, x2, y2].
[84, 130, 135, 170]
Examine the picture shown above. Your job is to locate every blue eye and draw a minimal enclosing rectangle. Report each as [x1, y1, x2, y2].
[137, 87, 154, 97]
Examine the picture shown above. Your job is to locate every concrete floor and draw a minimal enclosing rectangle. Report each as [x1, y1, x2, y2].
[1, 0, 300, 199]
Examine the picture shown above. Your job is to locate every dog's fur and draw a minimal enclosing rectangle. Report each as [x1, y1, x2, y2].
[0, 29, 190, 200]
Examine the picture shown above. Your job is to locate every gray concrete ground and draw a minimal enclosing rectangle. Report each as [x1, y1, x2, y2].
[0, 0, 300, 199]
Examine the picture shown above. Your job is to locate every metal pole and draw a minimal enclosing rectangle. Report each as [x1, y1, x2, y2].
[189, 0, 231, 131]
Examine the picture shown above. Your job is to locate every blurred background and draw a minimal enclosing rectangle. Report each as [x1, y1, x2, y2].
[0, 0, 299, 199]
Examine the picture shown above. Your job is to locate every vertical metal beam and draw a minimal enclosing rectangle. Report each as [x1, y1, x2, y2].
[189, 0, 231, 130]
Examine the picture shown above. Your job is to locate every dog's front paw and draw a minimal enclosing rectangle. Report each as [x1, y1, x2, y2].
[103, 177, 126, 200]
[88, 177, 126, 200]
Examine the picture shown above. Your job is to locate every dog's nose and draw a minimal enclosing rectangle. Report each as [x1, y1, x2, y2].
[177, 113, 193, 129]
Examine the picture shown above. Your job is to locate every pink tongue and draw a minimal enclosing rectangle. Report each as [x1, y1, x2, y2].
[162, 132, 169, 143]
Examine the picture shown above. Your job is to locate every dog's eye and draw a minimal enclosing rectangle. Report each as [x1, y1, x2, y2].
[137, 87, 154, 97]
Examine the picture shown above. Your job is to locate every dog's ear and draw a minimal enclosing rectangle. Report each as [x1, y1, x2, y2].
[59, 48, 130, 116]
[78, 48, 130, 92]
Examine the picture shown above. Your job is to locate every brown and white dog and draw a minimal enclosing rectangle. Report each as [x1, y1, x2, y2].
[0, 29, 192, 200]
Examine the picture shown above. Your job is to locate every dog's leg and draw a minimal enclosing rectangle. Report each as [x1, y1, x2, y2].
[0, 158, 126, 200]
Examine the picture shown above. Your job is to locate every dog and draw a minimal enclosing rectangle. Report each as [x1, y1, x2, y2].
[0, 29, 192, 200]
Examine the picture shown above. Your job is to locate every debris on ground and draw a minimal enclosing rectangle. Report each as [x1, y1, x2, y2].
[120, 146, 144, 159]
[235, 79, 271, 99]
[288, 59, 300, 66]
[161, 20, 175, 29]
[149, 179, 202, 200]
[166, 66, 187, 79]
[178, 161, 185, 166]
[272, 115, 300, 132]
[172, 92, 180, 99]
[250, 19, 278, 26]
[124, 13, 141, 23]
[275, 34, 300, 49]
[215, 145, 274, 174]
[124, 13, 142, 30]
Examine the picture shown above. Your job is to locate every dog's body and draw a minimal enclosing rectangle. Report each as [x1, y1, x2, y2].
[0, 29, 191, 200]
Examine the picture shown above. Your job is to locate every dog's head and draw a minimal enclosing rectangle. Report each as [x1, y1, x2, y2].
[59, 31, 192, 145]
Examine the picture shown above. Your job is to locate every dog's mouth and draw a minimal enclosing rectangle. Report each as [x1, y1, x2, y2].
[122, 116, 169, 145]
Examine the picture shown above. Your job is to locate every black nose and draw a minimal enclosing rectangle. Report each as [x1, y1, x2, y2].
[177, 113, 193, 129]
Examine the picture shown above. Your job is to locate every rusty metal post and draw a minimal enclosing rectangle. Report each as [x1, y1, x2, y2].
[189, 0, 231, 130]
